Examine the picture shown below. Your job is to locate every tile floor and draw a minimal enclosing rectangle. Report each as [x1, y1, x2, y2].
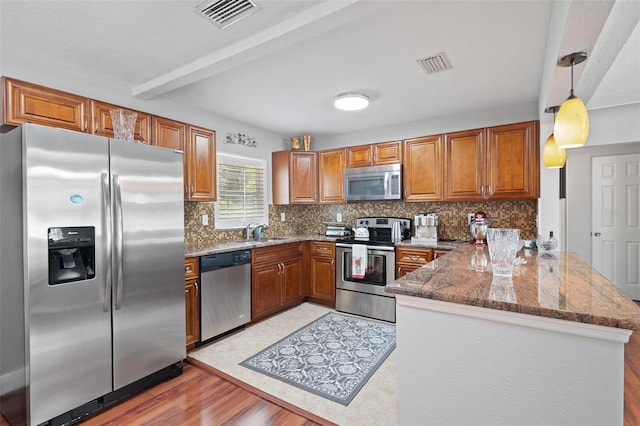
[189, 303, 397, 426]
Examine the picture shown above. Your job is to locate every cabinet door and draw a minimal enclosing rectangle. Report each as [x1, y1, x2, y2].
[486, 121, 539, 199]
[403, 135, 443, 201]
[152, 116, 187, 197]
[433, 249, 450, 259]
[310, 256, 336, 305]
[3, 77, 90, 132]
[90, 100, 151, 143]
[373, 140, 402, 165]
[444, 128, 485, 200]
[281, 259, 304, 306]
[289, 152, 318, 204]
[252, 264, 281, 320]
[396, 264, 421, 279]
[346, 145, 373, 168]
[187, 126, 216, 201]
[185, 278, 199, 349]
[318, 148, 346, 204]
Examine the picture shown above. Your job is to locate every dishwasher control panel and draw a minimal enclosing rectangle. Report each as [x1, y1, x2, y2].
[200, 249, 251, 271]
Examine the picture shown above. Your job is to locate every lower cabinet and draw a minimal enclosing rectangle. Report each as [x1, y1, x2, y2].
[396, 247, 451, 278]
[309, 241, 336, 307]
[252, 243, 304, 322]
[184, 257, 200, 352]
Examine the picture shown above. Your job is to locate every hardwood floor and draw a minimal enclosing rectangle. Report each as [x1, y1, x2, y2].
[2, 331, 639, 425]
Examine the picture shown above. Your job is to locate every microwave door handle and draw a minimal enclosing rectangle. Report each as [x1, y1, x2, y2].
[384, 172, 389, 197]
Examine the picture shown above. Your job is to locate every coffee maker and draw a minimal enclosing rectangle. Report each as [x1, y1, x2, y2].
[412, 213, 438, 246]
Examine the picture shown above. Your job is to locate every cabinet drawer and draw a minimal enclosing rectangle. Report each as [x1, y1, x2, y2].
[253, 242, 303, 265]
[396, 247, 433, 264]
[311, 241, 335, 257]
[185, 257, 199, 279]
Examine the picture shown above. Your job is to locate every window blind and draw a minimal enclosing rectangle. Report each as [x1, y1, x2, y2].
[215, 153, 267, 229]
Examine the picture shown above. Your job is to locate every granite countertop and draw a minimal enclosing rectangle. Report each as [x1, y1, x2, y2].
[185, 235, 338, 257]
[386, 243, 640, 330]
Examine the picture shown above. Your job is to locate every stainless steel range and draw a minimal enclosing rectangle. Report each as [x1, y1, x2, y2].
[335, 217, 411, 322]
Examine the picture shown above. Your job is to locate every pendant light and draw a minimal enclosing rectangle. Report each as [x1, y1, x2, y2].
[543, 106, 566, 169]
[554, 52, 589, 149]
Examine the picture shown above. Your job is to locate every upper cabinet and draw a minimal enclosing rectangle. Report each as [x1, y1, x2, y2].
[403, 135, 443, 201]
[186, 126, 216, 201]
[318, 148, 346, 204]
[273, 151, 318, 205]
[346, 140, 402, 168]
[3, 77, 90, 132]
[91, 100, 151, 144]
[444, 128, 486, 200]
[443, 121, 539, 201]
[486, 121, 539, 199]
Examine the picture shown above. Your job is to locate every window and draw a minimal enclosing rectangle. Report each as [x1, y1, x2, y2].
[215, 153, 267, 230]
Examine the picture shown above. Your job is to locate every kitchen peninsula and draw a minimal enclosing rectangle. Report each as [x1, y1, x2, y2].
[386, 244, 640, 425]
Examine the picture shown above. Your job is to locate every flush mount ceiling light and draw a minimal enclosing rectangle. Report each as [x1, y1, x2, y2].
[554, 51, 589, 149]
[543, 106, 566, 169]
[334, 93, 369, 111]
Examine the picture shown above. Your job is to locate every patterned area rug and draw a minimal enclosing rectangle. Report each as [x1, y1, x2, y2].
[240, 312, 396, 406]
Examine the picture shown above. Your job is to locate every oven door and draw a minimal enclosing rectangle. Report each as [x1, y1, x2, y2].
[336, 245, 395, 297]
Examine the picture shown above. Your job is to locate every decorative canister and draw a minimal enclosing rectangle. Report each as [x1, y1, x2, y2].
[291, 137, 301, 150]
[303, 135, 311, 151]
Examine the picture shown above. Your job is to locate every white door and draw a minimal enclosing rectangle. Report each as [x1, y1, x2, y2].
[592, 153, 640, 300]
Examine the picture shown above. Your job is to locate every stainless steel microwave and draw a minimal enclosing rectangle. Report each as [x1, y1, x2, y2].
[344, 164, 402, 202]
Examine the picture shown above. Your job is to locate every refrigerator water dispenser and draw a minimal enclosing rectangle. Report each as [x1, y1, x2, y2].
[48, 226, 95, 285]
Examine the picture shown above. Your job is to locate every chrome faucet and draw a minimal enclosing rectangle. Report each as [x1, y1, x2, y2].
[245, 222, 259, 239]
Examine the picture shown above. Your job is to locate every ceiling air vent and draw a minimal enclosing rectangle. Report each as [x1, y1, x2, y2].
[416, 52, 452, 75]
[195, 0, 260, 29]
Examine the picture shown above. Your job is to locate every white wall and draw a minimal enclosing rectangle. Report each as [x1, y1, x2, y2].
[313, 101, 538, 150]
[0, 58, 288, 204]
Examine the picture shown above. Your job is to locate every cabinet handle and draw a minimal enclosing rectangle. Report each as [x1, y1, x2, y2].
[190, 185, 194, 195]
[194, 282, 199, 297]
[184, 185, 188, 197]
[94, 117, 99, 134]
[83, 116, 88, 132]
[185, 266, 192, 274]
[331, 259, 335, 268]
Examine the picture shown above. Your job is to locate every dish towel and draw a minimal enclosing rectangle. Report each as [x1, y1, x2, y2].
[352, 244, 368, 279]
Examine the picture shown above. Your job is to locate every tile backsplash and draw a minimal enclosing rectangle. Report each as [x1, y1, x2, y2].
[185, 200, 537, 244]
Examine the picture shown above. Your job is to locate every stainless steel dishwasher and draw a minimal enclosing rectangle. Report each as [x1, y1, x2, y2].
[200, 249, 252, 341]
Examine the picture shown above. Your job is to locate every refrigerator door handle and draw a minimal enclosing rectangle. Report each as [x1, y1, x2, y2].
[113, 173, 124, 310]
[102, 172, 112, 313]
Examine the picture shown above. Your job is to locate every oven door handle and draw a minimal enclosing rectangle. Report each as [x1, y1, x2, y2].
[336, 242, 395, 252]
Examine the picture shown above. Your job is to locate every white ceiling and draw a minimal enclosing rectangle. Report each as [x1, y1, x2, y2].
[1, 0, 638, 137]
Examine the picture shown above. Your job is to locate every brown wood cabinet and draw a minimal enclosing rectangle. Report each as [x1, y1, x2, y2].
[486, 121, 539, 199]
[186, 126, 216, 201]
[152, 116, 188, 198]
[318, 148, 346, 204]
[444, 128, 486, 200]
[90, 100, 151, 143]
[309, 241, 336, 307]
[396, 246, 433, 278]
[444, 121, 539, 201]
[184, 257, 200, 352]
[272, 151, 318, 205]
[3, 77, 90, 132]
[403, 135, 443, 201]
[433, 249, 451, 259]
[251, 243, 304, 321]
[346, 140, 402, 168]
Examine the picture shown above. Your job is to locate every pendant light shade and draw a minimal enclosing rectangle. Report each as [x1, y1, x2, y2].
[554, 52, 589, 149]
[543, 133, 566, 168]
[543, 105, 566, 169]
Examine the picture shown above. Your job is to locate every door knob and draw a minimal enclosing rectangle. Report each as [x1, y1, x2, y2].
[593, 232, 601, 237]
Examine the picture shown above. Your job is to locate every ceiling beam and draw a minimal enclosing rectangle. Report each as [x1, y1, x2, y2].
[131, 0, 386, 99]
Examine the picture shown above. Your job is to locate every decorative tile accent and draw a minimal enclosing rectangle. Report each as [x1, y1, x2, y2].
[185, 200, 537, 244]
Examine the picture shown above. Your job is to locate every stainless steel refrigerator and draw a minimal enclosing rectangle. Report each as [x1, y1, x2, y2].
[0, 124, 186, 425]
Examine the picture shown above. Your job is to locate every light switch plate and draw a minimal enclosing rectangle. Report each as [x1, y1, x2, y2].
[202, 214, 209, 225]
[280, 212, 286, 222]
[337, 213, 342, 222]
